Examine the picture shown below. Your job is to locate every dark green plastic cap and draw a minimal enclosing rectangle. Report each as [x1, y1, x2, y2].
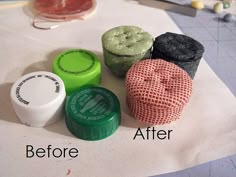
[65, 86, 121, 141]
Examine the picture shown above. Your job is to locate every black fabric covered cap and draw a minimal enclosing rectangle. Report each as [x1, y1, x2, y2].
[152, 32, 204, 62]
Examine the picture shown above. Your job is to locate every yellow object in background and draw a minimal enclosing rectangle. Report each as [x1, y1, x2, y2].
[214, 2, 224, 13]
[0, 1, 28, 9]
[191, 0, 205, 10]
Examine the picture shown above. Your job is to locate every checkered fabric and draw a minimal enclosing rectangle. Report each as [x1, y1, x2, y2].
[125, 59, 192, 124]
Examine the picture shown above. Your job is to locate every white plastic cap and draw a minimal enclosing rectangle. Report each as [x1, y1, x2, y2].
[10, 71, 66, 127]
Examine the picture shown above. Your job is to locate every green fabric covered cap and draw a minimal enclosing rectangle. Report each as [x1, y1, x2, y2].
[102, 26, 153, 56]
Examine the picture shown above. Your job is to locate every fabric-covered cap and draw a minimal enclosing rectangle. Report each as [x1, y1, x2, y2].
[126, 59, 192, 124]
[102, 26, 153, 56]
[152, 32, 204, 62]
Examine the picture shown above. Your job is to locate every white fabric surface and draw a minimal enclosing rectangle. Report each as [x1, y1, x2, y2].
[0, 1, 236, 177]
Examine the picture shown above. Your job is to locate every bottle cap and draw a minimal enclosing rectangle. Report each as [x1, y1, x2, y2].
[126, 59, 192, 124]
[65, 86, 120, 141]
[52, 49, 101, 95]
[10, 71, 66, 127]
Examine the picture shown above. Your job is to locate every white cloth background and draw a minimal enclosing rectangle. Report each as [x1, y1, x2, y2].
[0, 1, 236, 177]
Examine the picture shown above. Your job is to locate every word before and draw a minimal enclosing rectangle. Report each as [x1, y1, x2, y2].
[26, 145, 79, 158]
[133, 127, 173, 140]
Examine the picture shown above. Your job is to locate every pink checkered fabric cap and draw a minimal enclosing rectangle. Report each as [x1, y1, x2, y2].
[126, 59, 192, 124]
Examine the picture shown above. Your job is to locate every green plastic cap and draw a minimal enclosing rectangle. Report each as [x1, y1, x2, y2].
[65, 86, 121, 141]
[52, 49, 101, 95]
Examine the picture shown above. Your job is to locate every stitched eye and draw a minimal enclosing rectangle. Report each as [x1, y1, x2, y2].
[160, 79, 168, 84]
[165, 88, 171, 91]
[144, 77, 152, 82]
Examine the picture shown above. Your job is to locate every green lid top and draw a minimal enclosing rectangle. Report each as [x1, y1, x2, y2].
[52, 49, 101, 95]
[65, 86, 121, 141]
[102, 26, 153, 56]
